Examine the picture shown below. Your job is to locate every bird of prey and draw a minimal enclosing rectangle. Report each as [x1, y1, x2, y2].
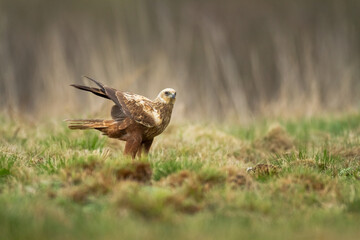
[67, 76, 176, 158]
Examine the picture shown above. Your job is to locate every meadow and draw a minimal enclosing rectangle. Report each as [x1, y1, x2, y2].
[1, 1, 360, 239]
[1, 113, 360, 240]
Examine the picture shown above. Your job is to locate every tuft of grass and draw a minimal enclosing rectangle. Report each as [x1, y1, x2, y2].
[151, 158, 203, 181]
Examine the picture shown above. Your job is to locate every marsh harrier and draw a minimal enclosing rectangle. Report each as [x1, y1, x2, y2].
[67, 76, 176, 158]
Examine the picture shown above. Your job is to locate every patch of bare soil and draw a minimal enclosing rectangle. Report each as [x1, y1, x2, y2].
[115, 162, 152, 183]
[57, 162, 152, 203]
[159, 170, 197, 188]
[254, 125, 295, 154]
[68, 182, 110, 203]
[165, 195, 202, 214]
[159, 168, 253, 191]
[223, 167, 253, 188]
[330, 146, 360, 161]
[233, 125, 295, 163]
[277, 174, 339, 197]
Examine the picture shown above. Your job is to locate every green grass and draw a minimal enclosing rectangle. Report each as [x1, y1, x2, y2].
[1, 114, 360, 239]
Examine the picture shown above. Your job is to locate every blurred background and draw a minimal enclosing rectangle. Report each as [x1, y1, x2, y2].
[0, 0, 359, 122]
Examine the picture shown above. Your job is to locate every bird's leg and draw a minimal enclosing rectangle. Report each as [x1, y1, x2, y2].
[124, 134, 142, 159]
[142, 139, 154, 154]
[137, 144, 143, 158]
[136, 139, 153, 157]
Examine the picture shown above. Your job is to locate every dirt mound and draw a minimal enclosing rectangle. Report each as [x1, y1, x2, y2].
[223, 167, 253, 188]
[115, 162, 152, 183]
[69, 181, 110, 203]
[158, 168, 250, 189]
[277, 174, 336, 195]
[165, 195, 202, 214]
[159, 170, 197, 187]
[330, 146, 360, 161]
[254, 125, 294, 154]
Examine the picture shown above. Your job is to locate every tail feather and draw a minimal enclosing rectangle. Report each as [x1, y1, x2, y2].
[82, 76, 105, 91]
[70, 84, 110, 100]
[66, 119, 115, 130]
[70, 76, 109, 99]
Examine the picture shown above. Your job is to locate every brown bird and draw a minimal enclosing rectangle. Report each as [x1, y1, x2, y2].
[67, 76, 176, 158]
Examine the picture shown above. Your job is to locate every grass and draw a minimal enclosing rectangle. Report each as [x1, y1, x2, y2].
[1, 113, 360, 239]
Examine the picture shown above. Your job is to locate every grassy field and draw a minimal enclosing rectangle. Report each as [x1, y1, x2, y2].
[1, 113, 360, 240]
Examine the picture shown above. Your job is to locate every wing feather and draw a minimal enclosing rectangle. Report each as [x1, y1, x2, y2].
[73, 76, 160, 128]
[111, 105, 127, 121]
[113, 91, 160, 128]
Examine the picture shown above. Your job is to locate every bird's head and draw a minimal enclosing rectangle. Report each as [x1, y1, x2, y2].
[156, 88, 176, 104]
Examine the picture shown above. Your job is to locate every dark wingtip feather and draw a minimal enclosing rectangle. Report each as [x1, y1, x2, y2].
[70, 84, 85, 89]
[82, 75, 105, 90]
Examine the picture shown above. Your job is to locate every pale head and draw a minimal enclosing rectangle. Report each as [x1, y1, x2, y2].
[155, 88, 176, 104]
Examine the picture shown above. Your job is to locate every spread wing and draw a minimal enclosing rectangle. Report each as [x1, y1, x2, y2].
[74, 76, 161, 128]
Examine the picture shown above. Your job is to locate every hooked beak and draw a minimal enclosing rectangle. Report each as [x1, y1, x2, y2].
[170, 92, 176, 99]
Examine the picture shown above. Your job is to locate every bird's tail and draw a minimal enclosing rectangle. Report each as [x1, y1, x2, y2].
[70, 76, 110, 100]
[66, 119, 115, 130]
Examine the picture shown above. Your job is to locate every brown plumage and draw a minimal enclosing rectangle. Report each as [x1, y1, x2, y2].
[67, 76, 176, 158]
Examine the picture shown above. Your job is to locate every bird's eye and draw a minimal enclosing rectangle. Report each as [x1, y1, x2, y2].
[165, 91, 169, 95]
